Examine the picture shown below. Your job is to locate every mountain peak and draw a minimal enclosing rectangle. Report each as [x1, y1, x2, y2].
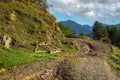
[59, 20, 93, 36]
[64, 20, 81, 26]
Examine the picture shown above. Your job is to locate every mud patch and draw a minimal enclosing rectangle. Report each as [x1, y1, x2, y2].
[72, 39, 112, 57]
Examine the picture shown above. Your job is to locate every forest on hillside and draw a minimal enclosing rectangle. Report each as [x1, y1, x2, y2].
[93, 21, 120, 48]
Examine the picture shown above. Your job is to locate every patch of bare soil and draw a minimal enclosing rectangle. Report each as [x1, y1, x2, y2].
[72, 39, 112, 57]
[0, 59, 64, 80]
[57, 57, 119, 80]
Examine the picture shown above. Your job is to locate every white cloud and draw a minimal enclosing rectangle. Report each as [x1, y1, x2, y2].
[47, 0, 120, 23]
[84, 11, 96, 18]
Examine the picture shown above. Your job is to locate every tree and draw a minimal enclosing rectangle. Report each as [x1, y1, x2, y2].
[58, 22, 72, 36]
[93, 21, 109, 42]
[93, 21, 120, 48]
[107, 26, 120, 45]
[38, 0, 48, 9]
[117, 34, 120, 47]
[18, 0, 49, 10]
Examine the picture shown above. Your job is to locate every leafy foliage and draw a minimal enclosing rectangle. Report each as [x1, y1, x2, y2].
[93, 21, 109, 42]
[93, 21, 120, 48]
[107, 26, 120, 47]
[27, 0, 49, 10]
[58, 22, 72, 36]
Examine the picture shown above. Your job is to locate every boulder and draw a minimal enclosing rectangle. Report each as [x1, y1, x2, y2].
[0, 34, 12, 48]
[4, 37, 11, 48]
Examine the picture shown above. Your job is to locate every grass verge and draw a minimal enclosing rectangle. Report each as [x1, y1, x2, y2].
[0, 46, 77, 73]
[108, 46, 120, 73]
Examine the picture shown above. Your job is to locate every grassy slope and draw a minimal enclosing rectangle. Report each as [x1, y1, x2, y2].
[0, 1, 64, 47]
[0, 1, 77, 71]
[109, 46, 120, 73]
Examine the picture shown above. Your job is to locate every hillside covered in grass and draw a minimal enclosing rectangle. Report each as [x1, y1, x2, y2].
[0, 0, 65, 49]
[109, 46, 120, 73]
[0, 0, 78, 71]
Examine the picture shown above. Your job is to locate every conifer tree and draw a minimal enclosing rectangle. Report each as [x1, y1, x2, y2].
[93, 21, 109, 42]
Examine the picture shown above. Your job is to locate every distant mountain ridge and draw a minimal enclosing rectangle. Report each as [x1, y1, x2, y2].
[60, 20, 120, 37]
[102, 23, 120, 31]
[115, 23, 120, 31]
[59, 20, 93, 36]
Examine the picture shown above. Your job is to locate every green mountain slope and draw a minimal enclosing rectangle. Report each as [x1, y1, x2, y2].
[0, 1, 65, 50]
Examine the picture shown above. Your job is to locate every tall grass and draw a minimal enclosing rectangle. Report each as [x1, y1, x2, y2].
[109, 46, 120, 73]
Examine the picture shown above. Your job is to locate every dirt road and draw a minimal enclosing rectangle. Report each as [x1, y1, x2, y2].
[0, 39, 119, 80]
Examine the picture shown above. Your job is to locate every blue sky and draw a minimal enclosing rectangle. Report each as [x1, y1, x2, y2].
[51, 12, 94, 26]
[47, 0, 120, 26]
